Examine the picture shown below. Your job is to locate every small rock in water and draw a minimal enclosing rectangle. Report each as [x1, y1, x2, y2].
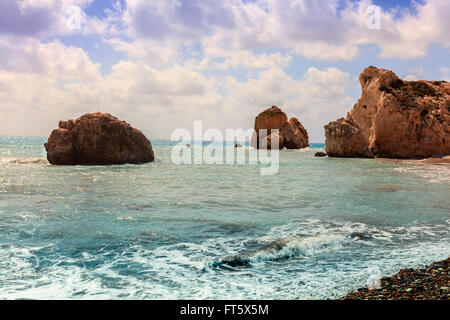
[315, 152, 327, 157]
[349, 232, 370, 240]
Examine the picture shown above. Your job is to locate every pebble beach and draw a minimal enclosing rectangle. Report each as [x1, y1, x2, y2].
[341, 258, 450, 300]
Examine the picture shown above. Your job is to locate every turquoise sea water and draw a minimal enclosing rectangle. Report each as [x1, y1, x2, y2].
[0, 136, 449, 299]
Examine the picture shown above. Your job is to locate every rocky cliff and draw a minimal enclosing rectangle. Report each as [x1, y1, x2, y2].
[325, 67, 450, 158]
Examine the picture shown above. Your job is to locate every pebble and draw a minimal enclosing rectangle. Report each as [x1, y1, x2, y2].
[339, 257, 449, 300]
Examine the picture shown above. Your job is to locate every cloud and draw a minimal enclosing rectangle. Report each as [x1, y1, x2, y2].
[2, 0, 449, 62]
[441, 67, 450, 81]
[186, 51, 293, 70]
[114, 0, 450, 63]
[0, 0, 121, 39]
[0, 36, 353, 142]
[365, 0, 450, 59]
[403, 75, 419, 81]
[104, 37, 180, 68]
[126, 0, 236, 40]
[0, 38, 101, 135]
[0, 38, 100, 78]
[0, 0, 57, 37]
[1, 0, 448, 142]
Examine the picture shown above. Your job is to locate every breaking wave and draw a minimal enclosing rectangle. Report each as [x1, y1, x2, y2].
[0, 219, 448, 299]
[210, 219, 449, 269]
[212, 234, 349, 268]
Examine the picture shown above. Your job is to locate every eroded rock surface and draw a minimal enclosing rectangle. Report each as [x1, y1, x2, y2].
[253, 106, 309, 149]
[45, 113, 154, 165]
[325, 67, 450, 158]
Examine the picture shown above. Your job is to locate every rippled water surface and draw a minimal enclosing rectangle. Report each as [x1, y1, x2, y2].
[0, 137, 449, 299]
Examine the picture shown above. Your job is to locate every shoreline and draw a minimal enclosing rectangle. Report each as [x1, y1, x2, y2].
[377, 155, 450, 167]
[339, 257, 449, 300]
[387, 155, 450, 165]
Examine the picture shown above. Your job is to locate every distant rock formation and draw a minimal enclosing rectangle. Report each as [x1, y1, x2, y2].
[325, 66, 450, 158]
[281, 118, 309, 149]
[45, 113, 154, 165]
[253, 106, 309, 149]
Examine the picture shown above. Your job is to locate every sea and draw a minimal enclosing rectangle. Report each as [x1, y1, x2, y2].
[0, 136, 449, 299]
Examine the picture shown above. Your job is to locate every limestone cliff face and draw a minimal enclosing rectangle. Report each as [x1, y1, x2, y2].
[253, 106, 309, 149]
[325, 67, 450, 158]
[45, 113, 154, 165]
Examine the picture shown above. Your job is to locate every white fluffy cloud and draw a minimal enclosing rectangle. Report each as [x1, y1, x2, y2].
[115, 0, 450, 63]
[2, 0, 449, 61]
[0, 38, 100, 79]
[0, 38, 102, 135]
[0, 0, 121, 38]
[0, 36, 353, 141]
[441, 68, 450, 82]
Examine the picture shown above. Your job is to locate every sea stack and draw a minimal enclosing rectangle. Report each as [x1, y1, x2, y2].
[325, 67, 450, 158]
[253, 106, 309, 149]
[44, 112, 154, 165]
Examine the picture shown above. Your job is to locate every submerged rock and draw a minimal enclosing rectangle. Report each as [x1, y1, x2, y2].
[45, 113, 154, 165]
[349, 232, 371, 240]
[212, 239, 288, 269]
[325, 66, 450, 158]
[253, 106, 309, 149]
[315, 152, 327, 157]
[213, 232, 371, 270]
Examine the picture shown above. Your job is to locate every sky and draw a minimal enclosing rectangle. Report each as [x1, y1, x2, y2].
[0, 0, 449, 142]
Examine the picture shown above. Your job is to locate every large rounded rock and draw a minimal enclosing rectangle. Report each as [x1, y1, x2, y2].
[325, 67, 450, 158]
[45, 113, 154, 165]
[253, 106, 287, 149]
[254, 106, 288, 133]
